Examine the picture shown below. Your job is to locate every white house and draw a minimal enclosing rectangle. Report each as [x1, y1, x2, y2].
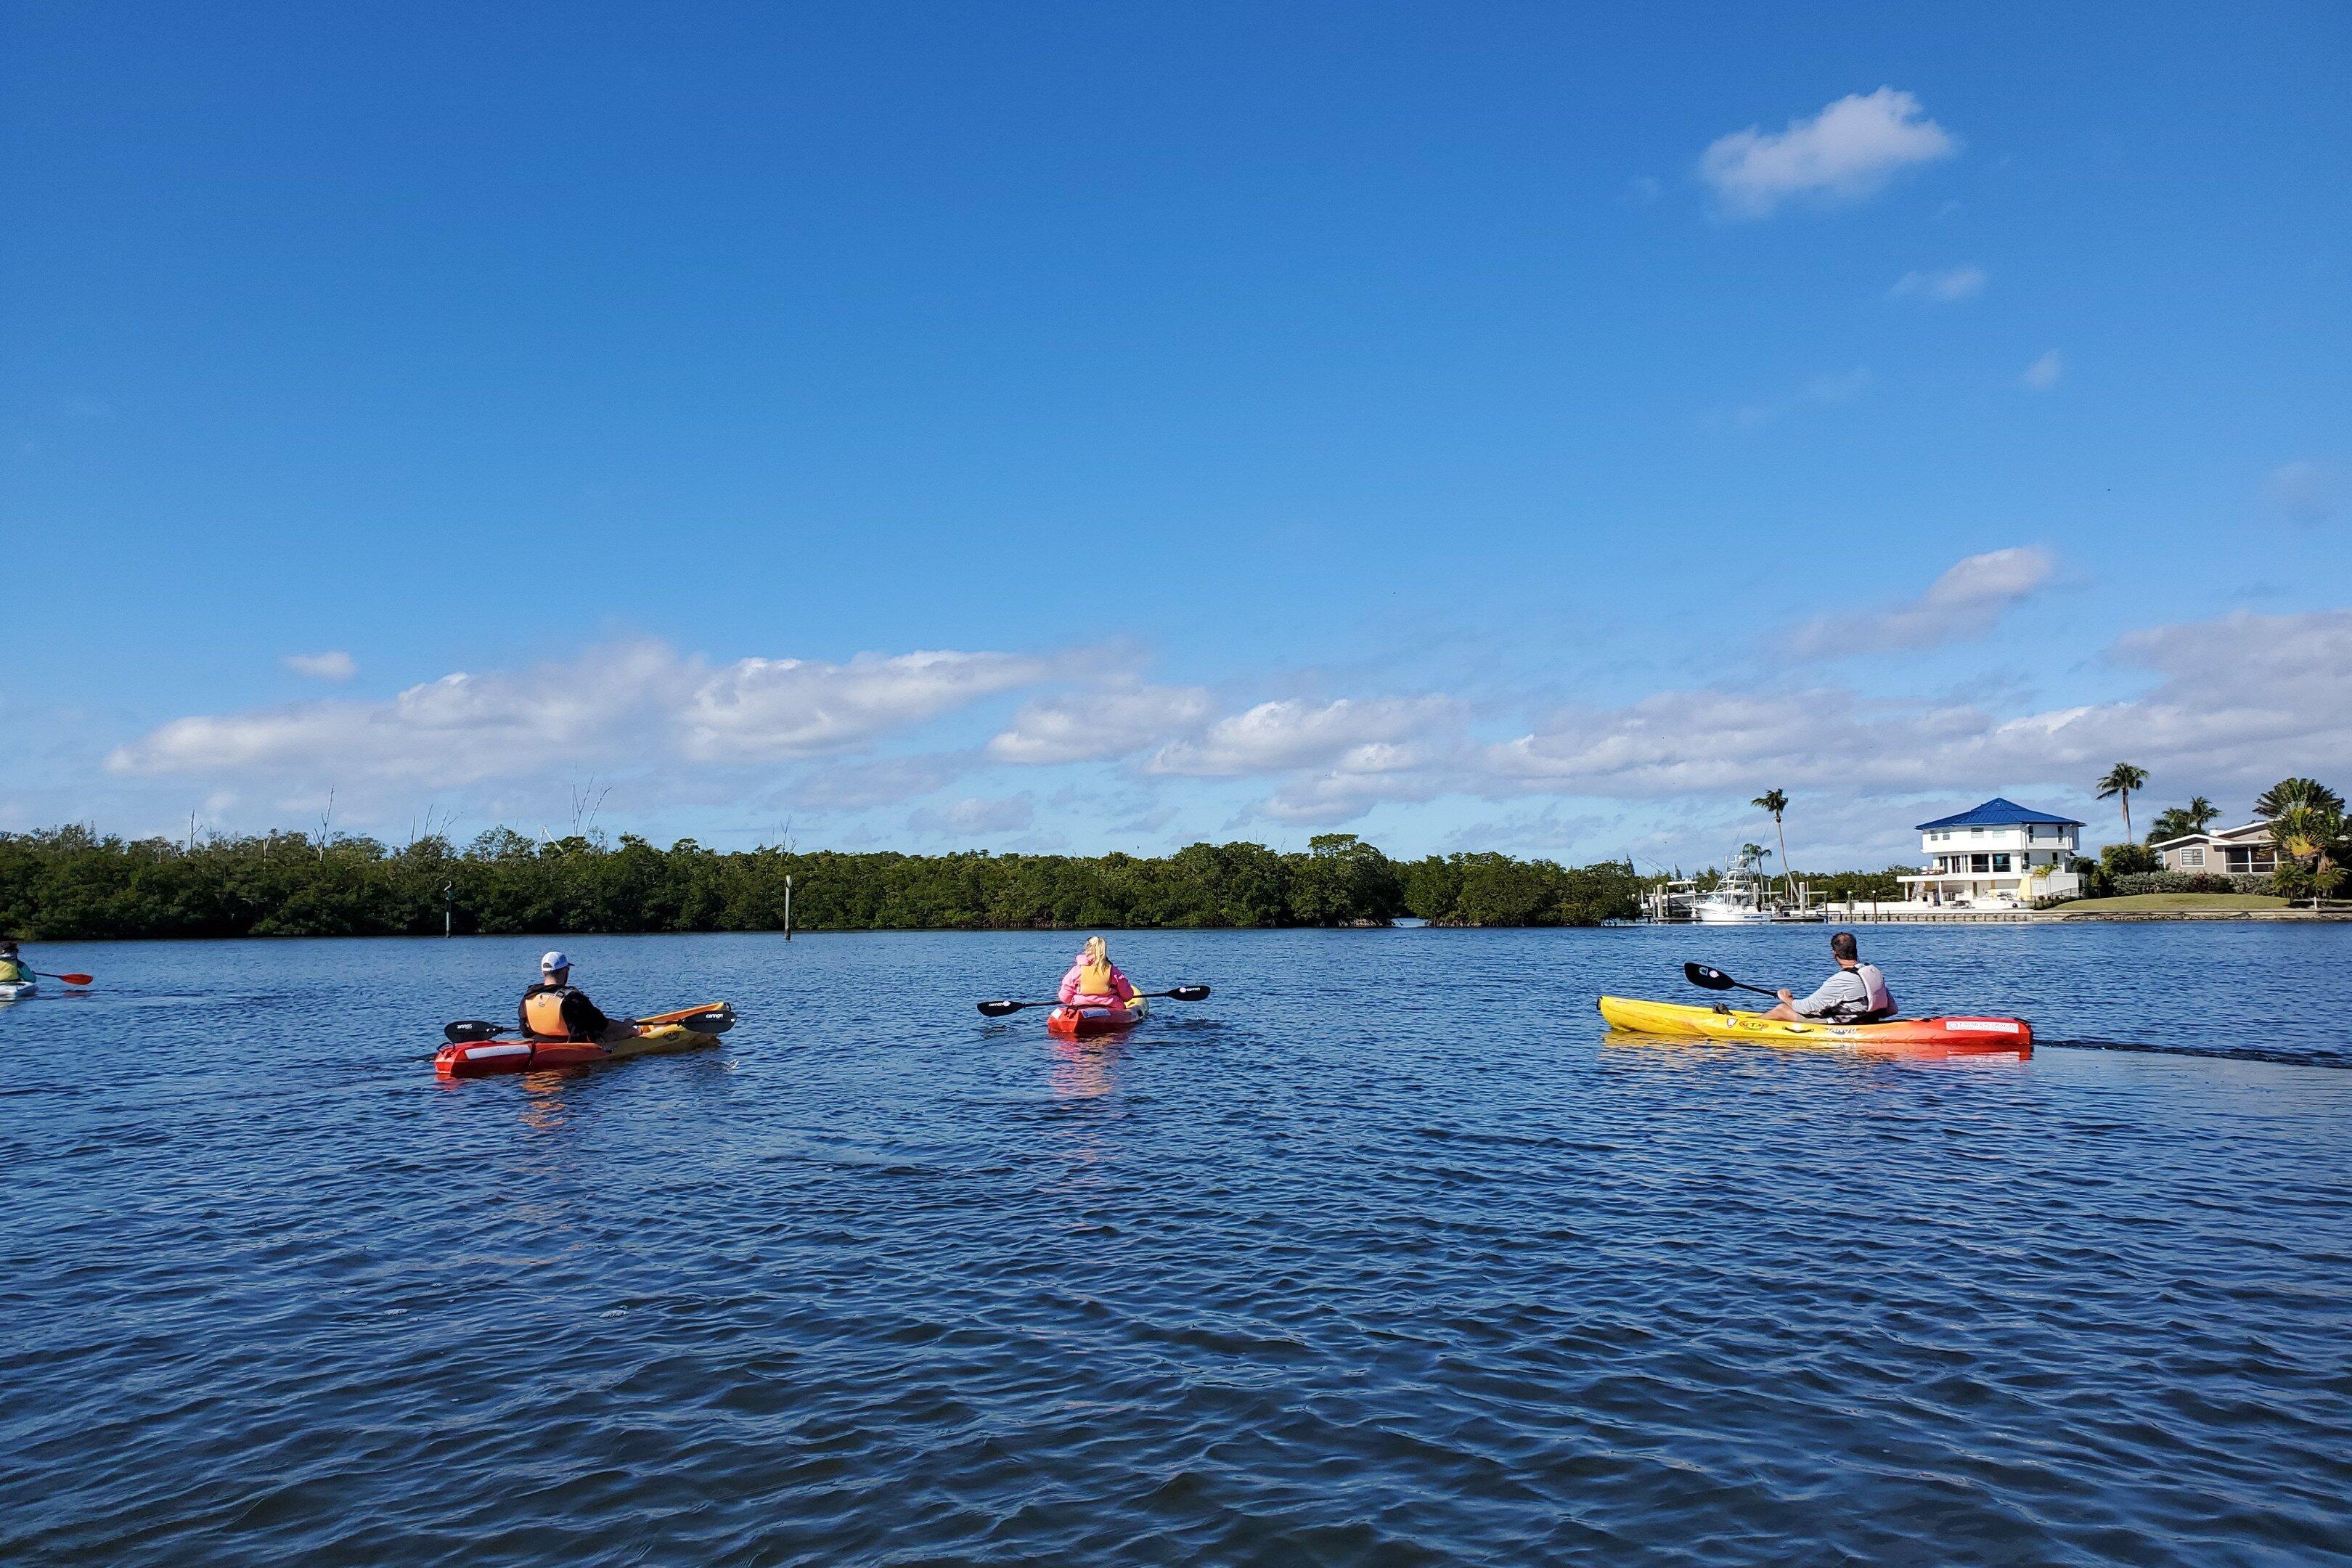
[1895, 799, 2083, 907]
[2152, 822, 2278, 875]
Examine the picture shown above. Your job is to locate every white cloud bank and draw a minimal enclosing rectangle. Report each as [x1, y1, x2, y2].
[111, 643, 1048, 785]
[1493, 608, 2352, 804]
[987, 682, 1212, 765]
[92, 596, 2352, 840]
[1700, 89, 1958, 218]
[1787, 547, 2054, 657]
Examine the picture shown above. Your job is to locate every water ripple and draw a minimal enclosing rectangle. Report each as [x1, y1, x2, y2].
[2, 926, 2348, 1566]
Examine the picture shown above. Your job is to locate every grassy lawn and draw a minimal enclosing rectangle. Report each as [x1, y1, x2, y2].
[2052, 892, 2290, 914]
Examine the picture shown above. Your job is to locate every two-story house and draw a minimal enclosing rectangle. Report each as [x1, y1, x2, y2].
[1895, 799, 2083, 907]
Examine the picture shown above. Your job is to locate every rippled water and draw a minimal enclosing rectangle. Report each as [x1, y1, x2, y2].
[4, 924, 2349, 1566]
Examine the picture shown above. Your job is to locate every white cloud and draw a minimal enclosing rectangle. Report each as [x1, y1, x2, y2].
[283, 650, 356, 681]
[682, 650, 1048, 762]
[1146, 697, 1457, 777]
[1699, 88, 1959, 218]
[110, 642, 1050, 785]
[1489, 608, 2352, 804]
[1889, 264, 1986, 302]
[1787, 547, 2055, 658]
[908, 794, 1034, 836]
[987, 682, 1212, 765]
[2020, 350, 2063, 390]
[2264, 460, 2340, 524]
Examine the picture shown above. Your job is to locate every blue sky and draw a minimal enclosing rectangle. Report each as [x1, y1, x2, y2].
[4, 2, 2348, 868]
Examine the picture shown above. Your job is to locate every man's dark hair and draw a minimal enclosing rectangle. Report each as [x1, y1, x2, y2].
[1830, 931, 1858, 962]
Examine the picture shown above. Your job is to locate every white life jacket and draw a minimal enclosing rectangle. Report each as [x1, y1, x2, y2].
[1853, 963, 1895, 1021]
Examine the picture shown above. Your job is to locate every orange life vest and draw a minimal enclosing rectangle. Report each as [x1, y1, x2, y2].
[523, 987, 578, 1039]
[1074, 956, 1118, 997]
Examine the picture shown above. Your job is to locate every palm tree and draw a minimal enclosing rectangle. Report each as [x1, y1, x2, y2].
[2255, 777, 2344, 820]
[2096, 763, 2148, 841]
[2147, 796, 2224, 846]
[1753, 788, 1792, 899]
[2269, 802, 2348, 907]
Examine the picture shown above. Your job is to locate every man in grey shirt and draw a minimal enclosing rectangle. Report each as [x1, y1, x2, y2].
[1763, 931, 1894, 1024]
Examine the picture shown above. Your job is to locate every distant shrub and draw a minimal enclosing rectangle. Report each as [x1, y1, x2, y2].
[2103, 871, 2273, 897]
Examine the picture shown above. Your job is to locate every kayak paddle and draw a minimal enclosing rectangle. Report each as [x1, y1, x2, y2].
[1683, 963, 1781, 1000]
[977, 984, 1212, 1018]
[441, 1003, 736, 1044]
[32, 971, 95, 987]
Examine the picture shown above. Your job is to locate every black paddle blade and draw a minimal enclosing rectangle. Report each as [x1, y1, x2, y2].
[677, 1007, 735, 1035]
[444, 1020, 505, 1043]
[976, 1000, 1030, 1017]
[1164, 984, 1212, 1002]
[1683, 963, 1736, 991]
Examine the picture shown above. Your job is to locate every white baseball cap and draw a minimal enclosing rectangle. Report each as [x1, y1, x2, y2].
[540, 950, 571, 973]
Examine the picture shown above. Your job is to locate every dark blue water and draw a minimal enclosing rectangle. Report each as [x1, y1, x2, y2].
[4, 924, 2349, 1567]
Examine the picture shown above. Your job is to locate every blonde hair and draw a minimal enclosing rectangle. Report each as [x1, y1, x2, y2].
[1081, 936, 1108, 964]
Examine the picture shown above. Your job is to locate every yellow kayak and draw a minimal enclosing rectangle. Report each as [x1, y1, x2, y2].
[1597, 997, 2033, 1058]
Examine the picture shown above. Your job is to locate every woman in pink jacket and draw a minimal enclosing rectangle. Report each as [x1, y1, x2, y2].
[1057, 936, 1138, 1010]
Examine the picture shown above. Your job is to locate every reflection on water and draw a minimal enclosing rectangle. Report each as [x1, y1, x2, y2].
[1, 924, 2348, 1567]
[1047, 1039, 1122, 1101]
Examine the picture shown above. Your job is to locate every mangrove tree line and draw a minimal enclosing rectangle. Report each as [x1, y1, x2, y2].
[0, 827, 1651, 939]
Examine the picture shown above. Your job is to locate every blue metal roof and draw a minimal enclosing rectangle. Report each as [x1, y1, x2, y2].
[1915, 797, 2085, 830]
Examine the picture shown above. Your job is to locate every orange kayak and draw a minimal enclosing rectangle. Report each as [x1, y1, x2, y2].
[1598, 997, 2032, 1058]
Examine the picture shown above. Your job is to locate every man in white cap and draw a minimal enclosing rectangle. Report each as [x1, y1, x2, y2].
[518, 951, 642, 1043]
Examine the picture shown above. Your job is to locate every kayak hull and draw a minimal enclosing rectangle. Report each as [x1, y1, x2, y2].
[1598, 996, 2032, 1058]
[435, 1018, 724, 1079]
[0, 980, 34, 1001]
[1048, 997, 1149, 1039]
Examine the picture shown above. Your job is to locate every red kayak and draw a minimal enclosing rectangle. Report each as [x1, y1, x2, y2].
[435, 1005, 732, 1079]
[1047, 997, 1150, 1040]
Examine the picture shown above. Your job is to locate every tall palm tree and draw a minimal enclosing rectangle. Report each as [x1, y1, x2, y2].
[2255, 777, 2344, 820]
[2096, 763, 2148, 841]
[2185, 796, 2219, 833]
[1752, 789, 1792, 899]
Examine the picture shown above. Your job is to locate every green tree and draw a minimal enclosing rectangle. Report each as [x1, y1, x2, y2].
[1752, 789, 1792, 899]
[2255, 777, 2344, 820]
[2147, 796, 2221, 844]
[2096, 763, 2149, 841]
[2269, 802, 2348, 907]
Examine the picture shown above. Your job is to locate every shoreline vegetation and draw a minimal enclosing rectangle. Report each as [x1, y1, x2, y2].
[3, 827, 1667, 940]
[7, 825, 2335, 943]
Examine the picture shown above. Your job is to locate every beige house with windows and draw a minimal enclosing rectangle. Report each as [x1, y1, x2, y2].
[2152, 822, 2278, 875]
[1895, 798, 2083, 907]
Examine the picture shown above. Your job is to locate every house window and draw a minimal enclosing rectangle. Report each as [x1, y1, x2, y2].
[2179, 847, 2204, 867]
[1971, 854, 1990, 873]
[1993, 854, 2012, 872]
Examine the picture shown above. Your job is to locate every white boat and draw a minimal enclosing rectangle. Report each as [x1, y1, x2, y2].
[1691, 888, 1773, 924]
[1691, 851, 1776, 923]
[0, 980, 35, 1001]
